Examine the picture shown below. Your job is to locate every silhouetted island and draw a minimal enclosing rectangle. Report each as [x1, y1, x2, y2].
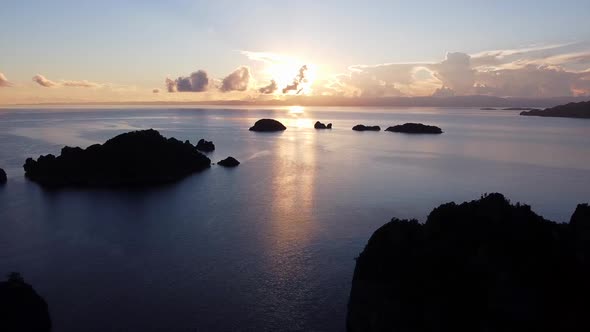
[352, 124, 381, 131]
[480, 107, 496, 110]
[314, 121, 332, 129]
[385, 123, 443, 134]
[0, 168, 6, 184]
[23, 129, 211, 187]
[520, 101, 590, 119]
[347, 193, 590, 332]
[196, 138, 215, 152]
[249, 119, 287, 132]
[218, 156, 240, 167]
[0, 272, 51, 332]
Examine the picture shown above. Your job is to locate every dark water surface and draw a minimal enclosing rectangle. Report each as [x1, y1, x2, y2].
[1, 106, 589, 331]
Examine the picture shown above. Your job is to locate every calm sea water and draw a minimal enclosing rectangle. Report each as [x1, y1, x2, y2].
[1, 106, 589, 331]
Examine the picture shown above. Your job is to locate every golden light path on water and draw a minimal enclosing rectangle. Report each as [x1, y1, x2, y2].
[274, 106, 314, 129]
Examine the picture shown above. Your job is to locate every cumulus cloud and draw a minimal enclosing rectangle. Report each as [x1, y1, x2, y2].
[0, 72, 12, 87]
[220, 66, 251, 92]
[283, 65, 308, 94]
[332, 43, 590, 98]
[475, 64, 589, 97]
[33, 74, 58, 87]
[33, 74, 102, 88]
[165, 78, 177, 92]
[430, 52, 475, 94]
[259, 80, 278, 94]
[337, 70, 404, 97]
[166, 70, 210, 92]
[432, 86, 455, 97]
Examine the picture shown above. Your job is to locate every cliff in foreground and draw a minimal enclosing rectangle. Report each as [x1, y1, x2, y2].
[348, 194, 590, 331]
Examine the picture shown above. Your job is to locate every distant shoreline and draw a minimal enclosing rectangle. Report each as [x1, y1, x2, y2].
[1, 95, 588, 109]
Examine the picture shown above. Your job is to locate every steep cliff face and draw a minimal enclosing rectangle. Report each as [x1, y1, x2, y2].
[347, 194, 590, 332]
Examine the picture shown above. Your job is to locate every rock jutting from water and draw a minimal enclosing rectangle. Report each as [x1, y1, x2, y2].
[249, 119, 287, 132]
[385, 123, 443, 134]
[23, 129, 211, 188]
[352, 124, 381, 131]
[196, 139, 215, 152]
[347, 193, 590, 332]
[314, 121, 332, 129]
[0, 168, 6, 184]
[217, 156, 240, 167]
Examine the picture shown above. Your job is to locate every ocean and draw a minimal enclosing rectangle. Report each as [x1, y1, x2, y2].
[1, 106, 589, 331]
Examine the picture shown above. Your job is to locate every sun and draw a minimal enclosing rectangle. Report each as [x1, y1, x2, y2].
[265, 61, 317, 95]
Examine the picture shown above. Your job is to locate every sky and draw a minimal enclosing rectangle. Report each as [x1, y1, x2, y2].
[1, 0, 590, 104]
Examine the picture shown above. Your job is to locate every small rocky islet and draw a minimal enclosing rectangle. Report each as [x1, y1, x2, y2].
[314, 121, 332, 129]
[249, 119, 287, 132]
[218, 156, 240, 167]
[347, 193, 590, 332]
[352, 124, 381, 131]
[385, 122, 443, 134]
[23, 129, 211, 188]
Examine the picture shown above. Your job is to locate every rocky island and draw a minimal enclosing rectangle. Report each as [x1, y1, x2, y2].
[520, 101, 590, 119]
[314, 121, 332, 129]
[347, 193, 590, 332]
[218, 156, 240, 167]
[385, 123, 443, 134]
[249, 119, 287, 132]
[352, 124, 381, 131]
[23, 129, 211, 188]
[0, 273, 52, 332]
[196, 138, 215, 152]
[0, 168, 6, 184]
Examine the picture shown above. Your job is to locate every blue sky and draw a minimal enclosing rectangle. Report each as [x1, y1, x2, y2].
[1, 0, 590, 103]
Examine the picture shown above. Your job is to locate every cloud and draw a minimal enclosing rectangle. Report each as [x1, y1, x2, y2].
[475, 64, 589, 97]
[331, 43, 590, 98]
[429, 52, 475, 94]
[432, 86, 455, 97]
[283, 65, 308, 94]
[165, 78, 177, 92]
[167, 70, 210, 92]
[337, 70, 404, 97]
[152, 88, 160, 93]
[33, 74, 58, 87]
[240, 51, 297, 64]
[220, 66, 251, 92]
[259, 79, 278, 94]
[33, 74, 102, 88]
[0, 72, 12, 87]
[62, 80, 101, 88]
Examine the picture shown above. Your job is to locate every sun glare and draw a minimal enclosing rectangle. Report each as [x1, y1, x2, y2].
[266, 61, 316, 95]
[288, 106, 304, 114]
